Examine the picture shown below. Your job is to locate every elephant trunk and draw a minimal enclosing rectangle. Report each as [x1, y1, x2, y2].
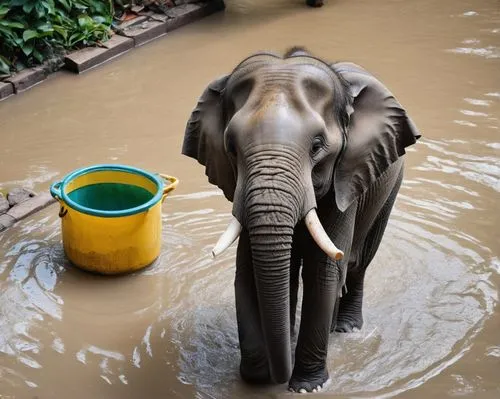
[248, 214, 294, 383]
[243, 153, 303, 384]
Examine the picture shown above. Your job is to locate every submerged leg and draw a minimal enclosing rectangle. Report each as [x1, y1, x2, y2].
[334, 166, 403, 333]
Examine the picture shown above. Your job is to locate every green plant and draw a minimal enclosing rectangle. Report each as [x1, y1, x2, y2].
[0, 0, 114, 77]
[55, 0, 114, 47]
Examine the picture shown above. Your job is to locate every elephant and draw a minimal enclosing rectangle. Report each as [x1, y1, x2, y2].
[181, 47, 421, 393]
[307, 0, 325, 7]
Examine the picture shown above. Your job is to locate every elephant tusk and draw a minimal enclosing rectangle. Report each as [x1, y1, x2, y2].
[212, 216, 242, 258]
[304, 209, 344, 261]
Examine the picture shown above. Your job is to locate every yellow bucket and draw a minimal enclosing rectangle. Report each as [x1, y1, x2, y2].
[50, 164, 178, 275]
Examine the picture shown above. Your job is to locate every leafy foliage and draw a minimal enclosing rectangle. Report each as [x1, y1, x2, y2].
[0, 0, 114, 77]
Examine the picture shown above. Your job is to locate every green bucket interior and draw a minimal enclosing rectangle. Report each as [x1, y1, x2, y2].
[68, 183, 154, 211]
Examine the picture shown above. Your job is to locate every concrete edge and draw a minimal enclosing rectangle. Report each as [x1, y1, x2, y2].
[166, 1, 224, 32]
[0, 0, 225, 95]
[5, 67, 47, 94]
[119, 19, 168, 48]
[0, 193, 57, 233]
[0, 81, 14, 102]
[64, 34, 135, 74]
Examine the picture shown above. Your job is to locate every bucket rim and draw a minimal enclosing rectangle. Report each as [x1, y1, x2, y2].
[55, 164, 164, 217]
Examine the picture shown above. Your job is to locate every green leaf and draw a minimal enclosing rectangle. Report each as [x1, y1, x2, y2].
[21, 41, 34, 56]
[0, 6, 10, 19]
[36, 30, 53, 39]
[52, 24, 67, 40]
[68, 31, 82, 46]
[57, 0, 71, 12]
[10, 0, 27, 6]
[36, 23, 53, 32]
[0, 25, 14, 38]
[23, 29, 39, 41]
[0, 55, 11, 75]
[52, 12, 72, 26]
[33, 48, 44, 63]
[35, 2, 46, 18]
[0, 20, 24, 28]
[42, 0, 56, 15]
[23, 2, 36, 14]
[73, 4, 87, 11]
[77, 15, 93, 28]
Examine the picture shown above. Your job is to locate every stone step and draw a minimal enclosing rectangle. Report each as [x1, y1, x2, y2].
[0, 193, 57, 233]
[0, 81, 14, 101]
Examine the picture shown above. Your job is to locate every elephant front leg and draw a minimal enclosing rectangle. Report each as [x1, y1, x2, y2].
[289, 257, 339, 393]
[235, 229, 270, 384]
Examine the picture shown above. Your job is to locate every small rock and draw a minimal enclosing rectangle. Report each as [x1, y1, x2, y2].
[0, 213, 15, 232]
[7, 187, 36, 207]
[0, 193, 9, 213]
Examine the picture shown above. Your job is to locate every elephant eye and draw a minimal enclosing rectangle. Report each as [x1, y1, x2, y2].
[311, 134, 326, 156]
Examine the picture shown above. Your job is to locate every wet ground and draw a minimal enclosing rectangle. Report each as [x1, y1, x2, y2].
[0, 0, 499, 397]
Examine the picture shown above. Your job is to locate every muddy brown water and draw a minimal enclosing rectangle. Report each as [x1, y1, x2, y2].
[1, 0, 499, 398]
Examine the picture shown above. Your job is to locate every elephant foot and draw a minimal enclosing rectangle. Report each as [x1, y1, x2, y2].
[288, 368, 330, 393]
[332, 281, 365, 333]
[333, 315, 363, 333]
[306, 0, 324, 8]
[240, 359, 271, 385]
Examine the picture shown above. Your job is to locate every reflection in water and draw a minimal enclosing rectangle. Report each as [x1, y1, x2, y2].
[0, 0, 499, 397]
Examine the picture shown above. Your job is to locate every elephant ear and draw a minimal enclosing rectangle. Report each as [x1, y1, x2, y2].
[181, 74, 237, 202]
[331, 62, 421, 212]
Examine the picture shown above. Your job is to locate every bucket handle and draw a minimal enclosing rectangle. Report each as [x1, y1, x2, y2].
[50, 181, 68, 217]
[159, 174, 179, 202]
[50, 181, 62, 200]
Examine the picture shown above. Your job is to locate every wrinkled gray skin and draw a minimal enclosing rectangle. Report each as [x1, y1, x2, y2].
[181, 47, 421, 393]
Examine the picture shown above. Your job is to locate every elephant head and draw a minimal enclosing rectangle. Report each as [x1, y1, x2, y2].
[181, 47, 420, 383]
